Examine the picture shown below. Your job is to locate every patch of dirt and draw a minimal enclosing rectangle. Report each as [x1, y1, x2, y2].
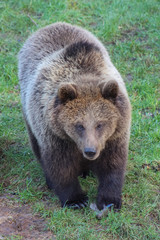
[0, 195, 56, 240]
[141, 163, 160, 172]
[125, 73, 133, 82]
[0, 138, 16, 160]
[106, 26, 150, 49]
[119, 26, 148, 42]
[141, 108, 160, 119]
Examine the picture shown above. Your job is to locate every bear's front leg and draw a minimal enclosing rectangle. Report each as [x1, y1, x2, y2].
[94, 139, 128, 210]
[46, 172, 88, 209]
[96, 169, 124, 210]
[41, 143, 88, 209]
[56, 180, 88, 209]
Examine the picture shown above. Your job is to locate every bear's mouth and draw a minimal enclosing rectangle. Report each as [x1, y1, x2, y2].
[83, 150, 99, 161]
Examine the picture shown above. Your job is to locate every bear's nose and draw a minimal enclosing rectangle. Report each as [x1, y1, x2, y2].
[84, 148, 96, 158]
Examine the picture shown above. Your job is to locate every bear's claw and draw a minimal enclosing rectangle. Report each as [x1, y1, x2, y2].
[63, 196, 88, 209]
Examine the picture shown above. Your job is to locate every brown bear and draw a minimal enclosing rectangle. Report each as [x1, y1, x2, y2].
[18, 22, 131, 210]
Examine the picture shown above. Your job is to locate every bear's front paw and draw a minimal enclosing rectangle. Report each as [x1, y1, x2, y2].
[97, 194, 121, 210]
[63, 194, 88, 209]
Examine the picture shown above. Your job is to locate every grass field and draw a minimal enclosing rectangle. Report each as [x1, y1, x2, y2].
[0, 0, 160, 239]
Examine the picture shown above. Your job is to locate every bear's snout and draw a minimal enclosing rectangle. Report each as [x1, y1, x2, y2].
[83, 147, 99, 160]
[84, 147, 96, 158]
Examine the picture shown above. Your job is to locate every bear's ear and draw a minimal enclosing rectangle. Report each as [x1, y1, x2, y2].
[58, 83, 77, 103]
[99, 80, 119, 100]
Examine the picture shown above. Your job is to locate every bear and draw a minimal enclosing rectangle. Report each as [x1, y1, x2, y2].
[18, 22, 131, 210]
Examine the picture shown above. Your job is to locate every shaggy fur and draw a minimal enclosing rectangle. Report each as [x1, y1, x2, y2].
[18, 22, 131, 210]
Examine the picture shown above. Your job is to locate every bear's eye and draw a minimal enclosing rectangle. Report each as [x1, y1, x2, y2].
[96, 123, 103, 130]
[75, 124, 85, 133]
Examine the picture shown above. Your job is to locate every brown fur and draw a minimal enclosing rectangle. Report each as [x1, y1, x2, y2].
[18, 22, 131, 210]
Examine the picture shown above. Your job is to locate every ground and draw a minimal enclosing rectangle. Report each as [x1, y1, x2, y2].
[0, 194, 55, 240]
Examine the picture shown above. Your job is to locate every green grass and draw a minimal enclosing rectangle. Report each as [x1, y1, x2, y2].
[0, 0, 160, 239]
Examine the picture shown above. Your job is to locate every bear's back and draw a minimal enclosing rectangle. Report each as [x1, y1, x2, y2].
[18, 22, 108, 84]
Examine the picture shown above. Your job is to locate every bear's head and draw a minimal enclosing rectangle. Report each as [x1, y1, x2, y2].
[54, 80, 125, 160]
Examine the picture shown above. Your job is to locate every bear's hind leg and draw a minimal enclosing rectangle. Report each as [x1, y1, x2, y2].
[25, 121, 41, 161]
